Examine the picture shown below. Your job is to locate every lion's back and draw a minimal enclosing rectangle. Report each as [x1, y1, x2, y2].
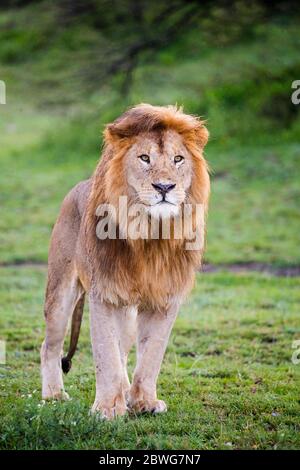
[48, 179, 92, 272]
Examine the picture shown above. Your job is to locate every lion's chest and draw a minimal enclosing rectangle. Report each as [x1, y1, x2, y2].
[108, 241, 196, 309]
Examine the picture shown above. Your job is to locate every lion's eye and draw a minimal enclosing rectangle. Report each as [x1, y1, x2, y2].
[138, 154, 150, 164]
[174, 155, 184, 164]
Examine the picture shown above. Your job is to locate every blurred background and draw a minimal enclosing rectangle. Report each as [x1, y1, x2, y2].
[1, 1, 300, 450]
[0, 0, 299, 267]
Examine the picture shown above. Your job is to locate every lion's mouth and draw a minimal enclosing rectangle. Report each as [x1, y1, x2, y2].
[140, 199, 177, 208]
[157, 194, 177, 206]
[157, 200, 176, 206]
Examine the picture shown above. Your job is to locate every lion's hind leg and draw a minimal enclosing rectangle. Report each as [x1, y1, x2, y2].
[41, 274, 84, 400]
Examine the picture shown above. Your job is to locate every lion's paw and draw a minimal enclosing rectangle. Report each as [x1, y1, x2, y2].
[129, 399, 167, 415]
[91, 401, 127, 420]
[43, 390, 70, 401]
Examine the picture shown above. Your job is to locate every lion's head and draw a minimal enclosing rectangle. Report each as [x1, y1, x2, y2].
[97, 104, 210, 222]
[122, 128, 194, 219]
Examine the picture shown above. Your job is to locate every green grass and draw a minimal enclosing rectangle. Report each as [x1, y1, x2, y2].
[0, 2, 300, 450]
[0, 267, 299, 450]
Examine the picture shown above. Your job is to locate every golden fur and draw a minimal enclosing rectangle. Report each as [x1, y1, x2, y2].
[79, 104, 210, 309]
[41, 104, 210, 418]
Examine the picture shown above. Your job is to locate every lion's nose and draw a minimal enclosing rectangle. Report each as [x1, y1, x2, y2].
[152, 182, 176, 194]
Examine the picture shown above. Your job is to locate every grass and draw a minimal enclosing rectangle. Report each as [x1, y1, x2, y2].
[0, 2, 300, 450]
[0, 267, 299, 449]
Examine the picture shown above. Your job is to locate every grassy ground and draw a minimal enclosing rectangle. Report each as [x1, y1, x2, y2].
[0, 267, 299, 450]
[0, 3, 300, 450]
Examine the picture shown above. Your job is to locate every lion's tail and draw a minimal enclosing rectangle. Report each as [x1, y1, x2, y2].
[61, 293, 85, 374]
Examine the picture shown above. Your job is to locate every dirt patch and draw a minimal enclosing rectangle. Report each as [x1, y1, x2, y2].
[0, 260, 47, 269]
[1, 260, 300, 277]
[201, 262, 300, 277]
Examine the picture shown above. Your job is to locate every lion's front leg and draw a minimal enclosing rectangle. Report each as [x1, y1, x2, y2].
[89, 294, 131, 420]
[128, 301, 179, 414]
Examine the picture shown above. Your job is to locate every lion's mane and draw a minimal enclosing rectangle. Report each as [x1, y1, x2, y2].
[81, 104, 210, 310]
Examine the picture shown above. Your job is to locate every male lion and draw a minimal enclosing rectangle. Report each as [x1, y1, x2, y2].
[41, 104, 210, 419]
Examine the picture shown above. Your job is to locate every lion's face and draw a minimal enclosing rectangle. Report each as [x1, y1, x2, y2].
[124, 129, 193, 219]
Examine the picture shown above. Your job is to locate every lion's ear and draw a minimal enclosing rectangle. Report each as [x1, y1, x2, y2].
[104, 124, 117, 144]
[195, 123, 209, 149]
[104, 112, 136, 142]
[103, 125, 123, 146]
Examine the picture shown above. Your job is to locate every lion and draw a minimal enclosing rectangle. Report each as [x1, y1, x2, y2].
[41, 104, 210, 419]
